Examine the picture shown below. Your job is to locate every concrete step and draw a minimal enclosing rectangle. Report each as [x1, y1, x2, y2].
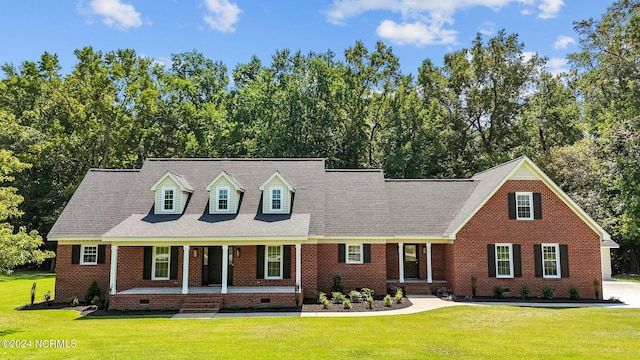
[180, 296, 223, 313]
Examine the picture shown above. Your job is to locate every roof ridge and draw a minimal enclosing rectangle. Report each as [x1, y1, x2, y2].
[385, 179, 475, 182]
[89, 169, 140, 173]
[146, 158, 325, 162]
[325, 169, 382, 173]
[472, 155, 527, 176]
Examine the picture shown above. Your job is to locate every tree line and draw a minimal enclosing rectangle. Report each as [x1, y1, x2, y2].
[1, 0, 639, 273]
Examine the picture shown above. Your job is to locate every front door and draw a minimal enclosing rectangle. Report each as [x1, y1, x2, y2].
[403, 244, 419, 279]
[202, 246, 233, 285]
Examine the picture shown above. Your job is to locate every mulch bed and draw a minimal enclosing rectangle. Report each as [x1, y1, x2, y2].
[17, 302, 101, 316]
[301, 298, 412, 312]
[454, 296, 623, 304]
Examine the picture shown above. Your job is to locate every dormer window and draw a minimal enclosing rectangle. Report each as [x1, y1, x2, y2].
[162, 187, 175, 212]
[205, 171, 244, 214]
[216, 187, 229, 211]
[270, 187, 282, 211]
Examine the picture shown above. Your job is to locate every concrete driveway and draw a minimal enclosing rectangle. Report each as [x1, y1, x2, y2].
[602, 280, 640, 308]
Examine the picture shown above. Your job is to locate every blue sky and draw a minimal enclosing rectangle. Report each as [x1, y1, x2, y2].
[0, 1, 613, 77]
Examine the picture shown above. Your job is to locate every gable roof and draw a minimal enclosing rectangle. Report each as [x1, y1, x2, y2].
[204, 170, 244, 192]
[150, 171, 194, 193]
[258, 170, 295, 192]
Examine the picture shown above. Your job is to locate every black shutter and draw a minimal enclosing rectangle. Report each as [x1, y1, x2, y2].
[256, 245, 265, 279]
[143, 247, 152, 280]
[513, 244, 522, 277]
[534, 244, 542, 277]
[487, 244, 496, 277]
[363, 244, 371, 263]
[170, 247, 179, 280]
[533, 193, 542, 219]
[508, 193, 516, 219]
[71, 245, 81, 264]
[97, 245, 106, 264]
[283, 245, 291, 279]
[338, 244, 346, 263]
[560, 244, 569, 278]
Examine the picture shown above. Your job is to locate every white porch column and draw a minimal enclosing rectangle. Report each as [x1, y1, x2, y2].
[109, 245, 118, 295]
[426, 243, 433, 283]
[398, 242, 405, 283]
[295, 244, 302, 291]
[182, 245, 190, 294]
[221, 245, 229, 294]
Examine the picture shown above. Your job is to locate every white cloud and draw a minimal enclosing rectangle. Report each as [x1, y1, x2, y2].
[478, 21, 495, 36]
[522, 51, 538, 63]
[376, 20, 457, 46]
[538, 0, 563, 19]
[89, 0, 142, 29]
[203, 0, 242, 33]
[553, 35, 575, 50]
[326, 1, 565, 47]
[547, 57, 569, 75]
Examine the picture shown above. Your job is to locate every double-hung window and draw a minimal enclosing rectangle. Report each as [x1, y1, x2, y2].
[516, 192, 533, 220]
[270, 187, 282, 211]
[152, 246, 170, 280]
[495, 244, 513, 278]
[80, 245, 98, 265]
[346, 244, 363, 264]
[217, 187, 229, 211]
[162, 187, 175, 212]
[265, 245, 283, 279]
[542, 243, 560, 278]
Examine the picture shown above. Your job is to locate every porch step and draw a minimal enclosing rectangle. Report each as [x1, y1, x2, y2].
[388, 281, 435, 296]
[180, 295, 223, 314]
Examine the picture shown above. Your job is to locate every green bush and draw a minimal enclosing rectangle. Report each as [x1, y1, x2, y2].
[252, 304, 261, 310]
[321, 298, 330, 309]
[142, 305, 150, 312]
[395, 288, 403, 303]
[231, 304, 241, 311]
[569, 287, 580, 300]
[30, 281, 37, 306]
[365, 296, 373, 309]
[317, 292, 327, 303]
[342, 299, 352, 309]
[519, 286, 530, 300]
[360, 287, 375, 298]
[543, 285, 554, 299]
[70, 296, 79, 306]
[90, 295, 101, 305]
[332, 273, 345, 293]
[85, 280, 102, 304]
[331, 292, 345, 304]
[122, 306, 130, 313]
[383, 294, 392, 307]
[492, 286, 505, 299]
[349, 290, 362, 303]
[274, 303, 283, 309]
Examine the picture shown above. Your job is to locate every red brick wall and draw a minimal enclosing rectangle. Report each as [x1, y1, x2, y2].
[316, 243, 387, 295]
[55, 244, 111, 302]
[386, 243, 399, 280]
[432, 244, 446, 280]
[231, 245, 296, 287]
[301, 244, 318, 299]
[116, 246, 183, 291]
[452, 180, 603, 298]
[110, 292, 297, 310]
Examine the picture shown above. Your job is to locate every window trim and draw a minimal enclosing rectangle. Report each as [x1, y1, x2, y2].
[494, 243, 514, 278]
[346, 244, 364, 264]
[541, 243, 561, 279]
[264, 245, 283, 279]
[161, 187, 176, 212]
[269, 187, 283, 212]
[515, 192, 534, 220]
[152, 246, 170, 280]
[216, 186, 230, 211]
[80, 245, 98, 265]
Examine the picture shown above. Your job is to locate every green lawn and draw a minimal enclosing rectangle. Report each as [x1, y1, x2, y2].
[1, 273, 640, 359]
[613, 274, 640, 283]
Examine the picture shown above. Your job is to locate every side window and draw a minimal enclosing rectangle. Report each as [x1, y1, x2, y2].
[80, 245, 98, 265]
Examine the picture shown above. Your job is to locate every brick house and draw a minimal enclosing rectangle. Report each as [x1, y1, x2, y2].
[48, 156, 617, 311]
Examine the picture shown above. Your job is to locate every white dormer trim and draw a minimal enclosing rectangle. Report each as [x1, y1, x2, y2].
[205, 171, 244, 214]
[150, 172, 193, 215]
[260, 171, 295, 214]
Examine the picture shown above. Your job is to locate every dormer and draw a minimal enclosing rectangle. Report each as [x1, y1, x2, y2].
[259, 171, 295, 214]
[150, 172, 193, 215]
[205, 171, 244, 214]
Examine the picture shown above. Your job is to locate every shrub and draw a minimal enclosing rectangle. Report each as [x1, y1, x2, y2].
[342, 299, 352, 309]
[142, 306, 150, 312]
[360, 287, 375, 298]
[331, 292, 345, 304]
[274, 303, 283, 309]
[30, 281, 37, 306]
[43, 291, 52, 305]
[231, 304, 241, 311]
[349, 290, 362, 303]
[435, 287, 453, 298]
[492, 286, 505, 299]
[519, 286, 530, 300]
[252, 304, 261, 311]
[569, 287, 580, 300]
[593, 278, 600, 299]
[332, 273, 345, 293]
[317, 292, 327, 303]
[321, 298, 330, 309]
[70, 296, 79, 307]
[161, 307, 171, 312]
[471, 276, 477, 297]
[91, 295, 101, 305]
[383, 294, 392, 307]
[122, 307, 130, 313]
[395, 288, 403, 303]
[85, 280, 102, 304]
[365, 296, 373, 309]
[543, 285, 554, 300]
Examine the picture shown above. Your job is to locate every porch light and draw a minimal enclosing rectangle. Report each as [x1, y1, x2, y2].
[422, 246, 426, 254]
[193, 248, 198, 258]
[236, 247, 241, 258]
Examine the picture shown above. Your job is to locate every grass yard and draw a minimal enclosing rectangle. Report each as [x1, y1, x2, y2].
[613, 274, 640, 283]
[1, 273, 640, 359]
